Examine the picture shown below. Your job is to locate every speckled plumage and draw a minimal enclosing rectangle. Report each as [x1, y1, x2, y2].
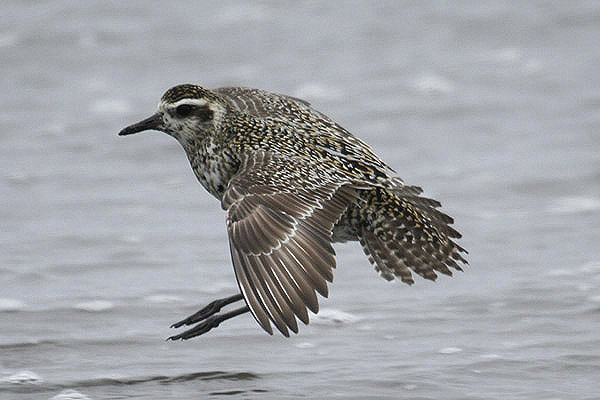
[120, 84, 468, 337]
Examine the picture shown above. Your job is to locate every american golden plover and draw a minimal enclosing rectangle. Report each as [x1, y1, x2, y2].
[119, 84, 468, 339]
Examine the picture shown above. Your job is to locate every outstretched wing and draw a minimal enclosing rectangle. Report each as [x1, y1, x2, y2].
[222, 151, 356, 336]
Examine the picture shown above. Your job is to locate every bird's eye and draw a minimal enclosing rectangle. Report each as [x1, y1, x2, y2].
[175, 104, 194, 117]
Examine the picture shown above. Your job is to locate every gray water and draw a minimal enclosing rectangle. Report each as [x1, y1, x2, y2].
[2, 1, 600, 399]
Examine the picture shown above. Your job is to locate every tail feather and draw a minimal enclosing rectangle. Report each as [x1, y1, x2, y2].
[360, 228, 414, 284]
[359, 185, 467, 284]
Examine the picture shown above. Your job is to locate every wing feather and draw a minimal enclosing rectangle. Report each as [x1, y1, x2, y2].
[265, 253, 310, 324]
[240, 251, 290, 336]
[224, 151, 356, 335]
[256, 254, 300, 333]
[230, 241, 273, 334]
[275, 246, 320, 314]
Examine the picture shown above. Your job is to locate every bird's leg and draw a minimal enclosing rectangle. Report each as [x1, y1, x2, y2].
[170, 293, 244, 328]
[167, 306, 250, 340]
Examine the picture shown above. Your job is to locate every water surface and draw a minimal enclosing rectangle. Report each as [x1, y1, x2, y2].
[1, 1, 600, 399]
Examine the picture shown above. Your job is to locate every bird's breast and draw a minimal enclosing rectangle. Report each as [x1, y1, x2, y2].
[187, 148, 235, 200]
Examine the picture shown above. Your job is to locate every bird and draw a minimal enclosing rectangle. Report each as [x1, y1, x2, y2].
[119, 84, 468, 340]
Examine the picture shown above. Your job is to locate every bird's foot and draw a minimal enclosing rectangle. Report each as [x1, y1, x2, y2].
[167, 315, 223, 340]
[170, 293, 244, 328]
[167, 305, 250, 340]
[170, 300, 224, 328]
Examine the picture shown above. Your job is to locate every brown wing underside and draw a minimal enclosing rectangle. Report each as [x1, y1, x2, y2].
[223, 151, 356, 336]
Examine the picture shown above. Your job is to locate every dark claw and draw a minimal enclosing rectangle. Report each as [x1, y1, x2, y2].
[167, 305, 250, 341]
[168, 316, 222, 340]
[170, 300, 222, 328]
[170, 294, 244, 328]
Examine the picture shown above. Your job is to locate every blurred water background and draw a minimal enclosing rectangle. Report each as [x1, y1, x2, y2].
[2, 1, 600, 399]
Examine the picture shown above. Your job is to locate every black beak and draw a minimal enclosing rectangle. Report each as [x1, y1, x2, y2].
[118, 113, 162, 136]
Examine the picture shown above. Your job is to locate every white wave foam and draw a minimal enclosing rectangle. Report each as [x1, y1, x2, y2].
[119, 234, 143, 244]
[78, 32, 98, 49]
[43, 121, 67, 135]
[578, 283, 593, 292]
[2, 370, 43, 385]
[410, 73, 455, 95]
[293, 83, 343, 101]
[0, 32, 18, 48]
[82, 78, 110, 93]
[5, 171, 34, 185]
[481, 353, 502, 359]
[480, 47, 543, 74]
[0, 298, 26, 312]
[548, 262, 600, 278]
[546, 269, 575, 277]
[311, 309, 361, 325]
[217, 5, 269, 24]
[438, 347, 463, 354]
[490, 47, 522, 63]
[588, 295, 600, 303]
[295, 341, 315, 349]
[89, 98, 132, 115]
[548, 196, 600, 214]
[523, 59, 542, 74]
[579, 261, 600, 274]
[144, 294, 183, 304]
[50, 389, 92, 400]
[200, 281, 237, 294]
[74, 300, 114, 312]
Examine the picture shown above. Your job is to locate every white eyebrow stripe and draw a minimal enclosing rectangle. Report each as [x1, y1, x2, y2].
[170, 98, 209, 107]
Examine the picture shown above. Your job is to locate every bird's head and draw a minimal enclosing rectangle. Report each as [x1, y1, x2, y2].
[119, 84, 226, 143]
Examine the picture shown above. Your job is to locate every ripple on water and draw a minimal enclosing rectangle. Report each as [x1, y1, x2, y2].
[547, 196, 600, 214]
[50, 389, 92, 400]
[480, 353, 502, 359]
[293, 82, 343, 101]
[0, 32, 18, 48]
[144, 294, 183, 304]
[1, 370, 44, 385]
[481, 47, 543, 73]
[579, 261, 600, 274]
[199, 281, 237, 295]
[438, 347, 463, 354]
[311, 309, 361, 325]
[216, 4, 269, 24]
[74, 300, 114, 312]
[294, 342, 316, 349]
[73, 371, 259, 387]
[409, 73, 455, 95]
[0, 298, 26, 312]
[89, 98, 132, 115]
[488, 47, 522, 63]
[547, 261, 600, 278]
